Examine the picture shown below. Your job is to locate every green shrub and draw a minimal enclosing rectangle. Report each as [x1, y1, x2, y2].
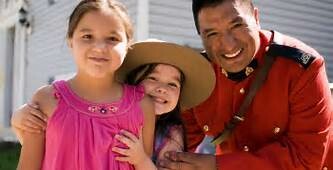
[0, 142, 21, 170]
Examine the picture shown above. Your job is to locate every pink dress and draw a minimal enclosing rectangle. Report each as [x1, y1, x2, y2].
[42, 80, 144, 170]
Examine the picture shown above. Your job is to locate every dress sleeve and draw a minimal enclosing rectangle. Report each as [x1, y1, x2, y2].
[156, 125, 185, 162]
[217, 57, 333, 169]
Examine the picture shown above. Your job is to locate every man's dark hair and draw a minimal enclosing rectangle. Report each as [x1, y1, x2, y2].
[192, 0, 254, 34]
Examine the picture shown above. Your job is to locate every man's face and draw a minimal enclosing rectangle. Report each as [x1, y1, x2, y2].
[198, 0, 261, 73]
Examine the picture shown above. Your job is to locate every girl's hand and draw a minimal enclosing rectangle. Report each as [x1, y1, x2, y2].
[112, 129, 150, 166]
[11, 103, 48, 133]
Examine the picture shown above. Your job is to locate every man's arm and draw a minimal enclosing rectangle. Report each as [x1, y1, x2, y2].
[11, 103, 47, 144]
[160, 56, 332, 170]
[215, 57, 332, 169]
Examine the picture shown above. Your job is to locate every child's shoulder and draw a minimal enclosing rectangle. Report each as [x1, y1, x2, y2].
[139, 95, 154, 113]
[32, 85, 57, 117]
[139, 94, 155, 122]
[33, 85, 54, 99]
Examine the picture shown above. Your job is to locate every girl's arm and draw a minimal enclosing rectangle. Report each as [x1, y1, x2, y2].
[135, 95, 155, 170]
[112, 127, 185, 170]
[140, 95, 155, 156]
[11, 103, 47, 144]
[17, 85, 56, 170]
[113, 95, 156, 170]
[17, 131, 45, 170]
[113, 129, 157, 170]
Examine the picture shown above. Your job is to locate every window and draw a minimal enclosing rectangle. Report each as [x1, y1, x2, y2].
[3, 26, 15, 127]
[48, 0, 56, 6]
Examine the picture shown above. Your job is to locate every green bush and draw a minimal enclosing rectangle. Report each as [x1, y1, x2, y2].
[0, 142, 20, 170]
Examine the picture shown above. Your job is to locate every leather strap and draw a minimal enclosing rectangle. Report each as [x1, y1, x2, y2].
[211, 48, 277, 145]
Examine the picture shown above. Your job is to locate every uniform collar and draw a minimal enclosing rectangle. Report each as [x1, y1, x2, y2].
[220, 30, 270, 82]
[220, 59, 258, 82]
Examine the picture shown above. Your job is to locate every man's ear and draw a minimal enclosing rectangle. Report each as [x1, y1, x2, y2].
[253, 7, 260, 26]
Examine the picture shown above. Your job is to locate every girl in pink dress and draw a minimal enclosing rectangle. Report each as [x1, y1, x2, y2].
[17, 0, 155, 169]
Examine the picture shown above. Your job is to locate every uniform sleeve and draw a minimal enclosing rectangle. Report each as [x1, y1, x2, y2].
[181, 109, 205, 152]
[216, 57, 333, 170]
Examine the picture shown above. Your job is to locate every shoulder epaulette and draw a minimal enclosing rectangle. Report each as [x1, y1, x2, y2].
[267, 31, 315, 69]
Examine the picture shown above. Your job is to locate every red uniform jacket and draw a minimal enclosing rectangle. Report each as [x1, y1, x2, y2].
[182, 30, 333, 169]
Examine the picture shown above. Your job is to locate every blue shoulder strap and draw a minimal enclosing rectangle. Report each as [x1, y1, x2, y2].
[268, 31, 315, 69]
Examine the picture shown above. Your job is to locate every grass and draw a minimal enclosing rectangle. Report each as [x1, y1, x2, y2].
[0, 142, 20, 170]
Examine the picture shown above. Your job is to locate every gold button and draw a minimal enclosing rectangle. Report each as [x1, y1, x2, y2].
[243, 145, 249, 152]
[322, 167, 328, 170]
[273, 127, 281, 134]
[240, 88, 245, 94]
[203, 125, 209, 132]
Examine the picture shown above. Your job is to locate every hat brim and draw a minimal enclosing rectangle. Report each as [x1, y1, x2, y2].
[116, 41, 216, 109]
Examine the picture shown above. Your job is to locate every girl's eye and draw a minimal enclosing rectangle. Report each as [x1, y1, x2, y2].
[107, 36, 120, 42]
[146, 76, 157, 81]
[168, 82, 180, 89]
[82, 34, 92, 40]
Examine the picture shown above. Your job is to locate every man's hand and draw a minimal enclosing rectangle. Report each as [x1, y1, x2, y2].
[11, 103, 47, 133]
[157, 151, 216, 170]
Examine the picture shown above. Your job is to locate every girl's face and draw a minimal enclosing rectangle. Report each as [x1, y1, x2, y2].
[68, 9, 128, 78]
[141, 64, 182, 115]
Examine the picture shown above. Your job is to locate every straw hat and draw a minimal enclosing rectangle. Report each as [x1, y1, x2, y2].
[117, 39, 216, 109]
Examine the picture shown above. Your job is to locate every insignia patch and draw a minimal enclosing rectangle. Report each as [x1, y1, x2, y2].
[300, 53, 312, 65]
[267, 44, 315, 69]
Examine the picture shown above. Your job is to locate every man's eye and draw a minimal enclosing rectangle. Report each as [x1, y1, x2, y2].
[206, 32, 217, 38]
[232, 23, 243, 29]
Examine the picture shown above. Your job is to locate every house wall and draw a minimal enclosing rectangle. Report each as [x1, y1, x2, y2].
[0, 0, 28, 139]
[149, 0, 200, 47]
[254, 0, 333, 81]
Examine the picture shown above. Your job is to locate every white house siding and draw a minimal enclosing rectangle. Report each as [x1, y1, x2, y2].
[253, 0, 333, 81]
[149, 0, 202, 48]
[122, 0, 138, 28]
[24, 0, 76, 100]
[0, 0, 28, 137]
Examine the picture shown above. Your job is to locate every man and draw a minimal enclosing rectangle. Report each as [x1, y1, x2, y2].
[158, 0, 333, 169]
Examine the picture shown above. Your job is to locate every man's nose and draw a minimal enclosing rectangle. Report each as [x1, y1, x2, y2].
[220, 34, 237, 52]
